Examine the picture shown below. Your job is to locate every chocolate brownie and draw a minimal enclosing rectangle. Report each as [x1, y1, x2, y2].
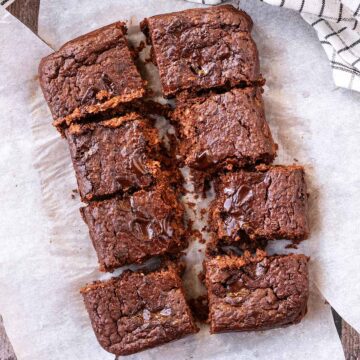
[65, 113, 164, 201]
[204, 250, 309, 333]
[81, 264, 199, 355]
[210, 165, 309, 243]
[141, 5, 260, 97]
[39, 22, 145, 129]
[80, 183, 188, 272]
[171, 87, 276, 171]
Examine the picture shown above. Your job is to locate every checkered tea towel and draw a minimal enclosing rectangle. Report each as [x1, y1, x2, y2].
[186, 0, 360, 92]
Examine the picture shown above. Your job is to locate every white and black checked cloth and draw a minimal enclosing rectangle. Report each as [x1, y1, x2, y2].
[186, 0, 360, 92]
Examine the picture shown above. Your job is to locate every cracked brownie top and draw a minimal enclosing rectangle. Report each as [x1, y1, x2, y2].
[80, 182, 188, 272]
[141, 5, 260, 97]
[210, 165, 309, 242]
[65, 113, 164, 201]
[81, 265, 199, 356]
[171, 87, 276, 172]
[204, 251, 309, 333]
[39, 22, 146, 129]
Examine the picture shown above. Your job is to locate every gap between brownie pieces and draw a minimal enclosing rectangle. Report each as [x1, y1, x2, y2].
[180, 157, 277, 199]
[173, 78, 266, 103]
[78, 168, 184, 204]
[51, 91, 148, 131]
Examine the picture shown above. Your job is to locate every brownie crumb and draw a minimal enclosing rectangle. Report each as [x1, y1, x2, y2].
[285, 243, 299, 250]
[186, 201, 196, 209]
[187, 219, 194, 233]
[198, 271, 205, 285]
[201, 225, 211, 232]
[136, 40, 146, 54]
[198, 235, 206, 244]
[189, 295, 209, 323]
[190, 229, 203, 243]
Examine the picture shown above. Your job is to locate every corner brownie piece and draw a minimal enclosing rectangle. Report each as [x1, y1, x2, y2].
[171, 87, 276, 171]
[204, 251, 309, 333]
[210, 165, 309, 242]
[65, 113, 165, 201]
[39, 22, 145, 129]
[81, 264, 199, 356]
[141, 5, 260, 97]
[80, 183, 188, 272]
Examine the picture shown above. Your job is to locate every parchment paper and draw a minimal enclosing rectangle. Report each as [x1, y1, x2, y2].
[0, 0, 352, 359]
[36, 0, 360, 334]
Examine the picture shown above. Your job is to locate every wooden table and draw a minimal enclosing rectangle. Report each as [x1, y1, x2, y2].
[4, 0, 360, 358]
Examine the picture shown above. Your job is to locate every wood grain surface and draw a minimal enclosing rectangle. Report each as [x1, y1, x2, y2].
[8, 0, 39, 33]
[5, 0, 360, 359]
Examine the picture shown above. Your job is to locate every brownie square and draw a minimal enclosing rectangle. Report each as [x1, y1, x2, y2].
[210, 165, 309, 242]
[204, 251, 309, 333]
[81, 264, 199, 356]
[65, 113, 164, 201]
[141, 5, 260, 97]
[39, 22, 145, 129]
[80, 183, 188, 272]
[171, 87, 276, 171]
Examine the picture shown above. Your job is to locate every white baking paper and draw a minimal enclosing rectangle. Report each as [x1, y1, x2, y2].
[0, 1, 350, 359]
[36, 0, 360, 334]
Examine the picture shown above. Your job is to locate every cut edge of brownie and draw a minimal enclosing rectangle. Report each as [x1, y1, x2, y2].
[205, 234, 268, 258]
[39, 21, 147, 132]
[204, 250, 309, 333]
[55, 98, 173, 137]
[80, 263, 199, 356]
[65, 111, 146, 136]
[52, 88, 146, 131]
